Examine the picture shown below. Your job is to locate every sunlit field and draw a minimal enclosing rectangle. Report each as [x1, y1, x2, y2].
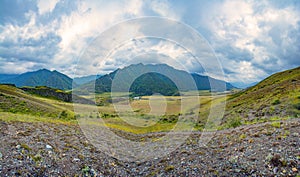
[72, 91, 228, 134]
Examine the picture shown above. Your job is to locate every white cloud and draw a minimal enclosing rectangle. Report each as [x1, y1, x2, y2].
[1, 0, 299, 83]
[148, 0, 180, 20]
[54, 0, 146, 76]
[0, 11, 52, 42]
[37, 0, 60, 15]
[0, 58, 37, 74]
[200, 0, 300, 83]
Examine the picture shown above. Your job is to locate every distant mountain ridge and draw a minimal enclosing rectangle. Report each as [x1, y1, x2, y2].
[74, 75, 102, 85]
[0, 74, 19, 82]
[0, 69, 74, 90]
[78, 63, 235, 96]
[0, 64, 236, 94]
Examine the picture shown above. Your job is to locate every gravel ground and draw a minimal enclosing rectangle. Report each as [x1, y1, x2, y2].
[0, 119, 299, 176]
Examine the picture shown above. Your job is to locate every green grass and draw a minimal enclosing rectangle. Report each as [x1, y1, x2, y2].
[78, 116, 195, 134]
[1, 66, 299, 135]
[224, 66, 300, 123]
[0, 112, 76, 125]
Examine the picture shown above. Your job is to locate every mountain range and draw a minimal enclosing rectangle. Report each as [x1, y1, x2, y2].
[77, 63, 236, 96]
[0, 64, 235, 94]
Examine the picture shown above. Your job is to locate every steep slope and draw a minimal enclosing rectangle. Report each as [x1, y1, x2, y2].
[0, 69, 74, 90]
[191, 73, 235, 91]
[223, 66, 300, 125]
[79, 63, 235, 95]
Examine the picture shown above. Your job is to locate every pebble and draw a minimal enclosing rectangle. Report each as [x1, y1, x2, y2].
[0, 152, 2, 159]
[273, 167, 278, 173]
[72, 158, 80, 162]
[46, 144, 52, 149]
[292, 167, 298, 172]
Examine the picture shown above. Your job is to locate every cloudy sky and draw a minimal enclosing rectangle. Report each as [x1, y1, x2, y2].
[0, 0, 299, 85]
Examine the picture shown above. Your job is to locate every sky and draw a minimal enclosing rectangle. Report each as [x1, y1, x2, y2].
[0, 0, 299, 85]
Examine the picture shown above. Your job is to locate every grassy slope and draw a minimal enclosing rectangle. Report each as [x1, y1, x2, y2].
[0, 85, 75, 120]
[223, 66, 300, 127]
[1, 66, 299, 134]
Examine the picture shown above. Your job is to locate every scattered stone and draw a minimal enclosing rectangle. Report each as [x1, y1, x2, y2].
[46, 144, 52, 150]
[0, 151, 2, 159]
[72, 158, 80, 163]
[1, 116, 299, 176]
[273, 167, 278, 174]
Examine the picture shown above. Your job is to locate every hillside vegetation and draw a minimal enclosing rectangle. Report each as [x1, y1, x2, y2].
[222, 66, 300, 126]
[0, 85, 74, 120]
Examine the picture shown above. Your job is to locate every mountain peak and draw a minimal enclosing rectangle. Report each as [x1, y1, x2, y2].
[0, 69, 74, 90]
[38, 68, 51, 72]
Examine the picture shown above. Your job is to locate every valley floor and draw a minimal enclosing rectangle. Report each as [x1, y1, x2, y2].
[0, 118, 299, 176]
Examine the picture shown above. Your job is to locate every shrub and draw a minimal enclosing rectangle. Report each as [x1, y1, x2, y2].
[272, 99, 281, 105]
[59, 110, 68, 119]
[271, 121, 281, 128]
[227, 116, 242, 128]
[293, 103, 300, 110]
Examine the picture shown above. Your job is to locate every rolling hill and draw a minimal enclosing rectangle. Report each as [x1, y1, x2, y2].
[0, 69, 74, 90]
[222, 66, 300, 126]
[78, 63, 235, 95]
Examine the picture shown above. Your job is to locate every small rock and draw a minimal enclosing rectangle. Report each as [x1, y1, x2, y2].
[282, 169, 286, 173]
[0, 152, 2, 159]
[273, 167, 278, 173]
[46, 144, 52, 149]
[234, 169, 241, 173]
[16, 145, 21, 149]
[292, 132, 299, 137]
[72, 158, 80, 162]
[292, 167, 298, 172]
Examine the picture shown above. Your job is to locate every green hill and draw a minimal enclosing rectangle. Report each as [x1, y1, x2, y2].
[130, 72, 179, 96]
[223, 66, 300, 126]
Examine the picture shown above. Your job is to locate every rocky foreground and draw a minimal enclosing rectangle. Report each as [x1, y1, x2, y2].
[0, 119, 299, 176]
